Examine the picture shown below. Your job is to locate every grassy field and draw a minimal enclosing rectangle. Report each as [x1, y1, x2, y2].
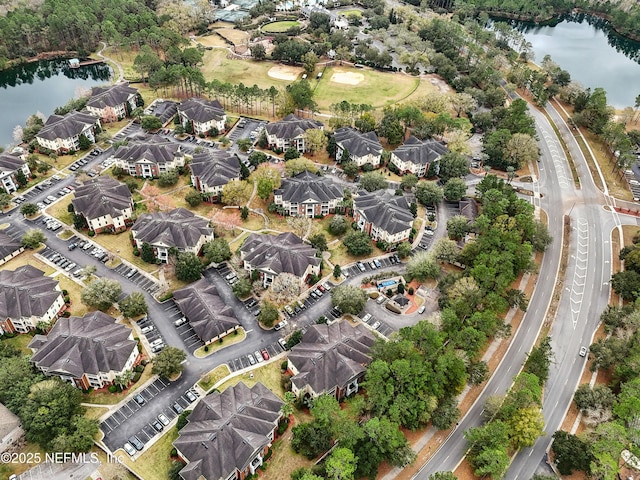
[58, 275, 89, 317]
[198, 364, 231, 391]
[91, 231, 159, 275]
[2, 247, 54, 275]
[194, 328, 246, 358]
[196, 34, 228, 48]
[340, 9, 362, 16]
[45, 195, 74, 225]
[84, 405, 109, 421]
[120, 426, 179, 480]
[262, 21, 300, 33]
[201, 49, 292, 90]
[313, 66, 422, 110]
[217, 359, 285, 398]
[0, 332, 35, 354]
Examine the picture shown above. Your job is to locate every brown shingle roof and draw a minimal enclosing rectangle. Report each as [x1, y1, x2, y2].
[288, 321, 375, 396]
[28, 311, 137, 378]
[174, 382, 283, 480]
[240, 232, 320, 278]
[0, 266, 61, 320]
[71, 176, 132, 222]
[173, 278, 240, 343]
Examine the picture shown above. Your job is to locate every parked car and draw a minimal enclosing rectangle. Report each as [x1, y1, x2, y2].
[357, 262, 366, 272]
[123, 442, 137, 457]
[247, 353, 256, 365]
[254, 350, 264, 363]
[371, 321, 381, 330]
[377, 295, 387, 304]
[278, 338, 288, 350]
[128, 435, 144, 451]
[274, 320, 288, 331]
[68, 242, 78, 250]
[185, 390, 197, 402]
[158, 413, 170, 426]
[374, 259, 381, 268]
[418, 305, 426, 314]
[362, 313, 372, 323]
[173, 402, 184, 414]
[174, 316, 188, 327]
[152, 420, 164, 432]
[579, 346, 588, 357]
[151, 343, 165, 353]
[141, 325, 154, 334]
[284, 305, 294, 315]
[134, 394, 145, 405]
[261, 349, 270, 361]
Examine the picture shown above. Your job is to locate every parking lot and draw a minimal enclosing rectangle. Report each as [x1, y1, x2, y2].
[112, 261, 160, 295]
[16, 174, 64, 204]
[159, 299, 204, 351]
[101, 379, 201, 453]
[228, 117, 265, 143]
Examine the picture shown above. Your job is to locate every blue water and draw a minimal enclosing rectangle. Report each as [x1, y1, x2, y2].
[379, 280, 397, 288]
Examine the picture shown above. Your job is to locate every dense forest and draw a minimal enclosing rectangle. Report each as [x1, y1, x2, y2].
[0, 0, 191, 67]
[450, 0, 640, 40]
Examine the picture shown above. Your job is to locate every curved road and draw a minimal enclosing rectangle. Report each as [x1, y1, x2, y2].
[413, 99, 630, 478]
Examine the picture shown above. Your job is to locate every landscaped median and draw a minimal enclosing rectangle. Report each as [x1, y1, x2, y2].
[197, 364, 231, 391]
[193, 327, 246, 358]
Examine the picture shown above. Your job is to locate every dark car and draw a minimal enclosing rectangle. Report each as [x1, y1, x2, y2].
[128, 435, 144, 451]
[134, 394, 145, 406]
[152, 420, 164, 432]
[68, 243, 78, 251]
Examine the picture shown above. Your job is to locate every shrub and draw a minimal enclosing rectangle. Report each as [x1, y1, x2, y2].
[277, 418, 290, 435]
[134, 365, 144, 373]
[204, 345, 209, 352]
[281, 360, 288, 371]
[408, 287, 414, 295]
[281, 372, 292, 391]
[88, 231, 95, 237]
[132, 372, 142, 382]
[108, 385, 118, 393]
[64, 296, 70, 303]
[62, 289, 68, 295]
[170, 448, 178, 457]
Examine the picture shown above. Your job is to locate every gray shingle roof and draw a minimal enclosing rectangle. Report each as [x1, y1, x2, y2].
[190, 150, 241, 189]
[113, 134, 184, 166]
[71, 176, 132, 222]
[0, 152, 27, 175]
[173, 279, 240, 343]
[28, 311, 137, 378]
[132, 208, 213, 250]
[151, 101, 178, 124]
[274, 170, 342, 204]
[392, 135, 448, 166]
[0, 232, 22, 260]
[174, 382, 283, 480]
[86, 83, 138, 109]
[354, 190, 414, 235]
[265, 114, 323, 140]
[333, 127, 383, 158]
[0, 266, 61, 320]
[37, 111, 99, 141]
[178, 98, 225, 123]
[289, 321, 375, 396]
[241, 232, 320, 278]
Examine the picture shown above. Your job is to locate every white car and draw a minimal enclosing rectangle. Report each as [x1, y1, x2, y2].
[418, 305, 426, 314]
[579, 346, 588, 357]
[362, 313, 372, 323]
[123, 443, 137, 457]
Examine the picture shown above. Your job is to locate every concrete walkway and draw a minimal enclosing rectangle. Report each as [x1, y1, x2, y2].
[96, 42, 124, 83]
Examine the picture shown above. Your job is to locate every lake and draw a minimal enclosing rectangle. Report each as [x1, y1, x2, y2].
[0, 59, 112, 149]
[511, 14, 640, 109]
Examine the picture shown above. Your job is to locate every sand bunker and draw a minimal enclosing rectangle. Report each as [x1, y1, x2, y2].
[330, 70, 364, 85]
[268, 65, 303, 81]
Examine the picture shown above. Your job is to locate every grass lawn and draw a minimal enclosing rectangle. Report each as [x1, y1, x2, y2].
[213, 27, 250, 45]
[120, 426, 179, 480]
[196, 34, 228, 48]
[229, 231, 250, 252]
[201, 49, 292, 90]
[2, 247, 54, 275]
[84, 405, 109, 421]
[261, 21, 300, 33]
[197, 364, 231, 391]
[0, 442, 47, 477]
[45, 195, 74, 225]
[217, 359, 285, 398]
[102, 118, 131, 138]
[339, 8, 362, 16]
[81, 364, 154, 405]
[58, 275, 89, 317]
[91, 231, 159, 275]
[622, 225, 639, 246]
[0, 332, 35, 354]
[194, 328, 246, 358]
[58, 229, 74, 240]
[313, 66, 421, 110]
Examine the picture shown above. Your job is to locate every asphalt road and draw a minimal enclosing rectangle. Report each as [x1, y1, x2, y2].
[413, 103, 569, 478]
